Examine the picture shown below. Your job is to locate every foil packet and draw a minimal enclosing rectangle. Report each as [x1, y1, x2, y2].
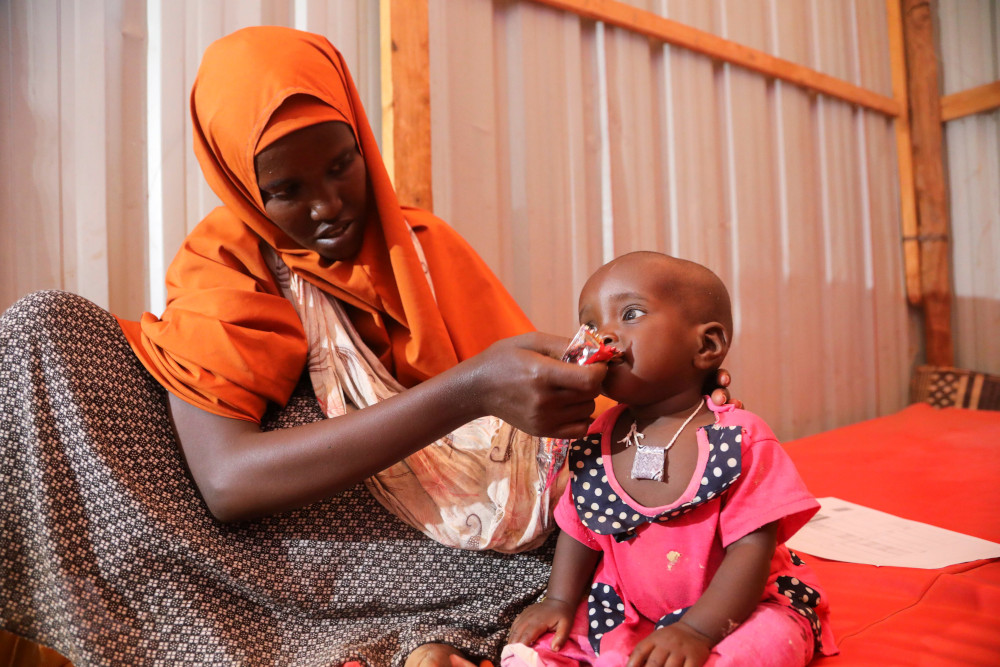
[561, 324, 621, 365]
[540, 326, 621, 490]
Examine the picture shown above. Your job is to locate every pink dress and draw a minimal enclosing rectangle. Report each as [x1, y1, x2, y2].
[503, 402, 837, 666]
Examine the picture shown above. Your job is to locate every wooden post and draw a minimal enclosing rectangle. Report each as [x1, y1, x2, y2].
[380, 0, 433, 210]
[901, 0, 953, 365]
[886, 0, 922, 306]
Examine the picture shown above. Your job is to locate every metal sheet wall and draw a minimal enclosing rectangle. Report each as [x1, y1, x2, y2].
[0, 0, 379, 318]
[431, 0, 914, 439]
[938, 0, 1000, 375]
[1, 0, 147, 320]
[2, 0, 926, 440]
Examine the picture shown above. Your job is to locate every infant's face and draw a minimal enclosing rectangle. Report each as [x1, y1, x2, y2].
[577, 256, 702, 408]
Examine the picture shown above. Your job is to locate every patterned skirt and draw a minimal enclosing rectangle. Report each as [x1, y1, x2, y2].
[0, 291, 554, 667]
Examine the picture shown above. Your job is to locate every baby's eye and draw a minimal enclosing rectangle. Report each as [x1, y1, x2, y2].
[622, 307, 646, 321]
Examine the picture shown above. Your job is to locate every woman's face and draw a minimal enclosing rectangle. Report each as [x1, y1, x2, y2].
[255, 121, 368, 262]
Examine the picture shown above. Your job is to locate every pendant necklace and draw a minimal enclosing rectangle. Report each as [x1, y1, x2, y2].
[619, 400, 704, 482]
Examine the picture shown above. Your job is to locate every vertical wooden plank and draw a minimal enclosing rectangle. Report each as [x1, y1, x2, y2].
[902, 0, 954, 366]
[885, 0, 921, 306]
[380, 0, 433, 210]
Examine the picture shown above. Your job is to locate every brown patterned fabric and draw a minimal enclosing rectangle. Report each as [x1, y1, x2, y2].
[1, 291, 554, 667]
[910, 365, 1000, 411]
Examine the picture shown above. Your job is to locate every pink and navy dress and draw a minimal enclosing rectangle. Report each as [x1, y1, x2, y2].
[533, 401, 838, 665]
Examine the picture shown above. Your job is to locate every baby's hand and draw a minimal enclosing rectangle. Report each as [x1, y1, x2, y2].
[626, 622, 713, 667]
[507, 598, 576, 651]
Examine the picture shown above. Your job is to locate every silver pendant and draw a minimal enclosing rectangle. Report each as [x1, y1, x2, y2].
[631, 443, 666, 481]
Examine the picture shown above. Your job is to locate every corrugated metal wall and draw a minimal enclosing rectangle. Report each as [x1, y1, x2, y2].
[432, 0, 913, 439]
[1, 1, 148, 321]
[938, 0, 1000, 375]
[7, 0, 993, 440]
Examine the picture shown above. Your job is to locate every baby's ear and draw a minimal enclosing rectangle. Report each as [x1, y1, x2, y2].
[694, 322, 729, 369]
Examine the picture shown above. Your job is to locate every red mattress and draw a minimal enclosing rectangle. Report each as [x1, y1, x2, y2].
[783, 404, 1000, 666]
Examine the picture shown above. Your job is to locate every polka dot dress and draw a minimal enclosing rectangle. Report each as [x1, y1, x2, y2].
[557, 406, 832, 657]
[569, 425, 743, 542]
[0, 291, 555, 667]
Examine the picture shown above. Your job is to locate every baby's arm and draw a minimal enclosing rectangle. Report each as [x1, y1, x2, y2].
[507, 530, 601, 651]
[626, 521, 778, 667]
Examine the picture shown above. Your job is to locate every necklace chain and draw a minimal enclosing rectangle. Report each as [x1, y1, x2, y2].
[619, 400, 704, 482]
[619, 400, 704, 452]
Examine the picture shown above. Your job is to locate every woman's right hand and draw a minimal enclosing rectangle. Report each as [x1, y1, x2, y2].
[463, 332, 607, 440]
[168, 330, 605, 522]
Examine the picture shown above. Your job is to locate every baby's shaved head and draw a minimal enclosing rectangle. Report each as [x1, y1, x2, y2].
[605, 251, 733, 341]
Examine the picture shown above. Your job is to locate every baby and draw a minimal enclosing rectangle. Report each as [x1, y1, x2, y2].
[503, 252, 836, 666]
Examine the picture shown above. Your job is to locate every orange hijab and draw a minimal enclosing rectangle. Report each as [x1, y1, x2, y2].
[118, 26, 532, 423]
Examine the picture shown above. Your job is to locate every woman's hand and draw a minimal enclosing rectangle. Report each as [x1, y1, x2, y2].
[464, 332, 607, 439]
[168, 330, 605, 522]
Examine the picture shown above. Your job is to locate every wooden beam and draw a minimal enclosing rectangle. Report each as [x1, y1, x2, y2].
[379, 0, 433, 210]
[902, 0, 954, 366]
[941, 80, 1000, 122]
[886, 0, 922, 306]
[527, 0, 902, 117]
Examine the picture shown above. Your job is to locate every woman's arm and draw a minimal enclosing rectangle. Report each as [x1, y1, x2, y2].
[168, 332, 607, 522]
[506, 530, 601, 650]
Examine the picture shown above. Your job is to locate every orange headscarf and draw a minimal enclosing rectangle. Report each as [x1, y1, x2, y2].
[118, 26, 532, 423]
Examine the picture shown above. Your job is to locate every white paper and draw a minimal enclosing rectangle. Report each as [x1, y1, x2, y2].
[786, 497, 1000, 569]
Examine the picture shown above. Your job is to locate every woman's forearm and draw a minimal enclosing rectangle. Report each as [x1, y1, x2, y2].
[168, 333, 606, 522]
[169, 361, 487, 521]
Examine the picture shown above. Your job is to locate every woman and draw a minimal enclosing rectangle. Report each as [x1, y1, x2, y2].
[0, 26, 730, 667]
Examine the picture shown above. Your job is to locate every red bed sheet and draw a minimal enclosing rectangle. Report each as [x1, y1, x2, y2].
[783, 404, 1000, 666]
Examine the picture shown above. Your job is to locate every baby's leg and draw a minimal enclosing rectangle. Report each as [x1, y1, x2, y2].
[706, 602, 814, 667]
